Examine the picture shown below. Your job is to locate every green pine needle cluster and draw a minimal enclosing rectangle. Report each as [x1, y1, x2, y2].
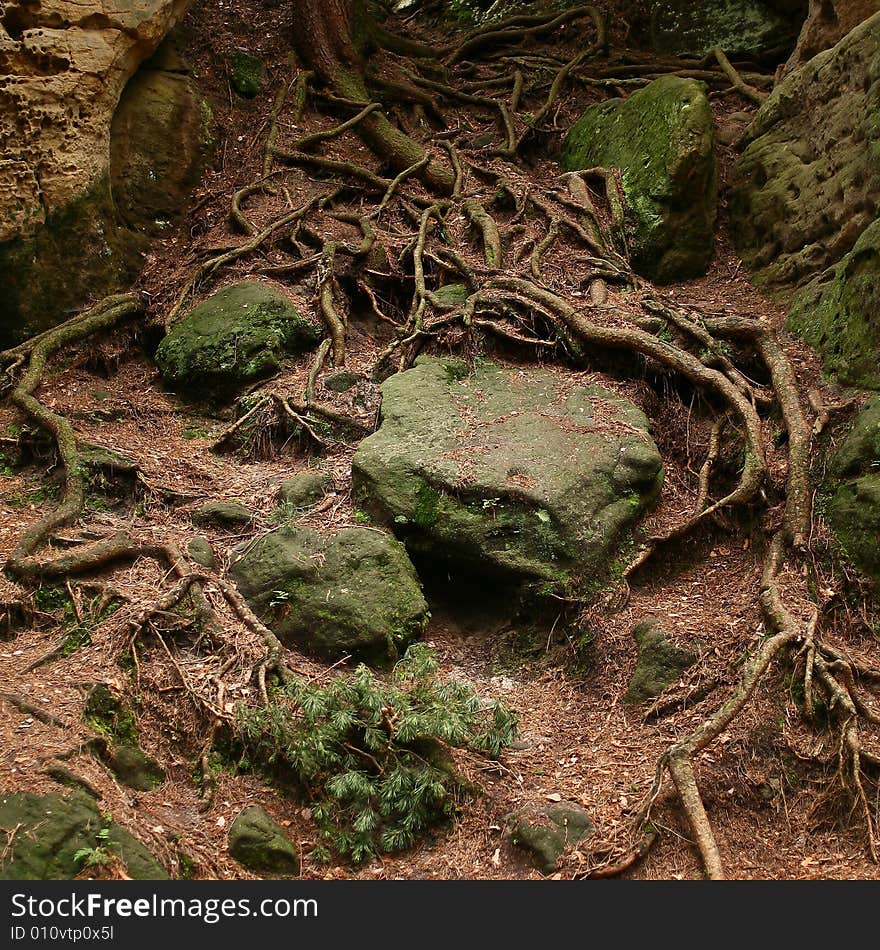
[236, 644, 518, 862]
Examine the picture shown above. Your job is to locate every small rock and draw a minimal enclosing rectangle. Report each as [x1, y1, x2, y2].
[277, 472, 333, 509]
[624, 617, 699, 704]
[154, 281, 320, 400]
[228, 806, 299, 875]
[509, 802, 593, 874]
[192, 501, 252, 530]
[0, 791, 166, 880]
[229, 52, 264, 98]
[186, 536, 217, 569]
[323, 371, 362, 393]
[561, 76, 717, 282]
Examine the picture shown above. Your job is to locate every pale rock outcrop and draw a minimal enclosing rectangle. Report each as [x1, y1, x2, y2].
[0, 0, 190, 239]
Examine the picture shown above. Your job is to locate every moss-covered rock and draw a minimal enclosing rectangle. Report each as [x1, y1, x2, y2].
[323, 371, 363, 393]
[192, 500, 253, 529]
[509, 802, 593, 874]
[0, 31, 212, 348]
[648, 0, 802, 62]
[827, 399, 880, 580]
[229, 52, 265, 98]
[228, 806, 299, 875]
[624, 618, 699, 704]
[155, 282, 320, 399]
[787, 219, 880, 389]
[0, 791, 166, 880]
[352, 357, 662, 596]
[829, 476, 880, 581]
[278, 472, 333, 509]
[561, 76, 716, 282]
[833, 399, 880, 478]
[110, 41, 213, 237]
[83, 684, 165, 791]
[229, 525, 428, 662]
[186, 536, 217, 569]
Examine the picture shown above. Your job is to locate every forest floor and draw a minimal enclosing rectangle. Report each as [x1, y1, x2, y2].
[1, 0, 879, 881]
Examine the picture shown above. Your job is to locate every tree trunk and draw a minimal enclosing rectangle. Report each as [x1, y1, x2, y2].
[290, 0, 454, 194]
[291, 0, 362, 82]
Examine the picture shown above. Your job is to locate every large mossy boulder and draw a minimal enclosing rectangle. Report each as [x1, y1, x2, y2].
[827, 399, 880, 580]
[155, 282, 320, 399]
[351, 358, 663, 596]
[787, 218, 880, 389]
[648, 0, 803, 63]
[0, 791, 166, 880]
[228, 806, 299, 875]
[730, 13, 880, 297]
[229, 525, 428, 662]
[560, 76, 717, 283]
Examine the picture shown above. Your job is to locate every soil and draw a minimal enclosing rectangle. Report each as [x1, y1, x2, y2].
[2, 0, 879, 882]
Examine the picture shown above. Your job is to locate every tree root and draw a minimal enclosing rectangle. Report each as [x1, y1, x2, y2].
[706, 48, 767, 106]
[5, 296, 143, 582]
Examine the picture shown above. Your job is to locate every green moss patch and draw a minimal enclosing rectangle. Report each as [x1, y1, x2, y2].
[155, 281, 320, 400]
[230, 525, 429, 663]
[561, 76, 717, 282]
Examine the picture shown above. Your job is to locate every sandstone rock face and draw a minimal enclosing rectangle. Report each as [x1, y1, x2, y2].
[729, 13, 880, 296]
[561, 76, 717, 282]
[0, 0, 197, 345]
[0, 0, 189, 232]
[787, 217, 880, 389]
[784, 0, 880, 72]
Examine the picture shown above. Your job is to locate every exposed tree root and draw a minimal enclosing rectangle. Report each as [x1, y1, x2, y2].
[5, 296, 143, 582]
